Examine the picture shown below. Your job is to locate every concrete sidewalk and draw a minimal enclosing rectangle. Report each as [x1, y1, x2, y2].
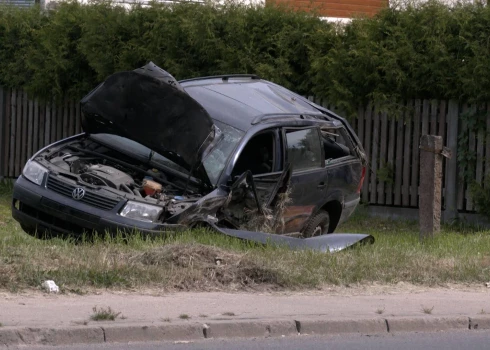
[1, 286, 490, 346]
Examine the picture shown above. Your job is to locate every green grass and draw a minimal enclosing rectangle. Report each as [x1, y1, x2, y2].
[90, 306, 121, 321]
[2, 180, 490, 292]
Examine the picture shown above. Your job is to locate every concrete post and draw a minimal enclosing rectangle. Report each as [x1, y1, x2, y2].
[419, 135, 444, 239]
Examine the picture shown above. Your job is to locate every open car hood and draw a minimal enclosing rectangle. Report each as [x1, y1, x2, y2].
[80, 62, 217, 185]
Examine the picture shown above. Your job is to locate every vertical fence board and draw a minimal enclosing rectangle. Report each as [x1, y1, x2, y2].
[21, 92, 28, 167]
[0, 87, 4, 177]
[56, 99, 63, 142]
[410, 100, 421, 207]
[32, 99, 39, 152]
[386, 114, 395, 205]
[430, 100, 438, 135]
[58, 101, 62, 140]
[445, 100, 459, 218]
[466, 105, 477, 211]
[486, 103, 490, 181]
[75, 101, 81, 133]
[50, 98, 57, 144]
[370, 109, 380, 204]
[394, 112, 404, 205]
[27, 97, 34, 160]
[4, 89, 11, 178]
[14, 91, 22, 176]
[378, 112, 388, 204]
[438, 100, 447, 140]
[357, 105, 364, 150]
[363, 104, 372, 203]
[438, 100, 447, 208]
[402, 108, 412, 207]
[68, 99, 75, 136]
[422, 100, 430, 137]
[45, 99, 51, 148]
[476, 122, 484, 186]
[62, 98, 68, 139]
[38, 100, 45, 150]
[458, 104, 468, 211]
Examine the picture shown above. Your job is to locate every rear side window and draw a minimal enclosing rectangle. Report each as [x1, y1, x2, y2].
[285, 128, 322, 172]
[320, 127, 353, 161]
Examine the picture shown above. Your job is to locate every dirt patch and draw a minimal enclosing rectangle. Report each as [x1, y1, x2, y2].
[129, 244, 283, 291]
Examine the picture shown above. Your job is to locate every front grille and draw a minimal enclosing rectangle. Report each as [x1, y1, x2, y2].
[18, 202, 92, 235]
[40, 197, 100, 222]
[46, 175, 120, 210]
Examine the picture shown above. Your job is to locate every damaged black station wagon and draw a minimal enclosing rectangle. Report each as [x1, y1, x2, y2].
[12, 63, 374, 252]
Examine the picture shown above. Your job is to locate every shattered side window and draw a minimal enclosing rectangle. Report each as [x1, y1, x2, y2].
[320, 127, 353, 161]
[202, 121, 244, 185]
[286, 128, 322, 172]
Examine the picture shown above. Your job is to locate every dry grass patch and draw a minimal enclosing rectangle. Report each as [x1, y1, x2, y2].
[130, 244, 282, 290]
[421, 305, 435, 315]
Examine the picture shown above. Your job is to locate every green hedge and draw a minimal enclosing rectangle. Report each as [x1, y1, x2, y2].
[311, 0, 490, 114]
[1, 0, 490, 113]
[0, 1, 334, 100]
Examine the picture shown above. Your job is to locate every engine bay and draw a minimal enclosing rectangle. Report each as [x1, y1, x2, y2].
[35, 135, 204, 218]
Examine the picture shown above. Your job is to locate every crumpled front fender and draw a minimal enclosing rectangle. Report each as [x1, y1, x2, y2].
[210, 224, 374, 253]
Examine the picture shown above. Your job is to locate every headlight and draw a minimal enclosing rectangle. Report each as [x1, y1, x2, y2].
[119, 201, 163, 222]
[23, 160, 48, 186]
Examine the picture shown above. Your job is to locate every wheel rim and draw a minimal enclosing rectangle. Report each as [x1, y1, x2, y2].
[312, 226, 323, 236]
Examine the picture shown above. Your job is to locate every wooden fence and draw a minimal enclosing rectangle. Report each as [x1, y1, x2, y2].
[0, 88, 82, 179]
[0, 87, 484, 213]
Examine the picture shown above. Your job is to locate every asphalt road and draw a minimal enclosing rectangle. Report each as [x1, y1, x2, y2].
[10, 330, 490, 350]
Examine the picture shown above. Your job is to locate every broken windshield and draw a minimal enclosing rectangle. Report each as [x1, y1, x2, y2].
[202, 121, 244, 185]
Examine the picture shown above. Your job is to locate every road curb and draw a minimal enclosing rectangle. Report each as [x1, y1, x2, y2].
[469, 316, 490, 330]
[0, 316, 484, 347]
[0, 326, 104, 346]
[296, 318, 387, 335]
[204, 320, 298, 339]
[386, 316, 469, 333]
[103, 324, 203, 343]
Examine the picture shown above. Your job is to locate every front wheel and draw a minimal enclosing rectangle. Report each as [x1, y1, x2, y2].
[302, 210, 330, 238]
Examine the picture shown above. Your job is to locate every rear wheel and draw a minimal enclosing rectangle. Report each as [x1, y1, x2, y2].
[302, 210, 330, 238]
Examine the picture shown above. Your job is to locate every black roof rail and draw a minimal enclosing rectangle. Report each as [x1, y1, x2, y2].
[179, 74, 261, 83]
[251, 112, 329, 125]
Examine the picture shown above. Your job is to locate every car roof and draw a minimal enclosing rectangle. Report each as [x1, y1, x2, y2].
[180, 76, 333, 131]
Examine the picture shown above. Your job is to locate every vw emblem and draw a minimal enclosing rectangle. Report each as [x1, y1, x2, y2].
[72, 187, 85, 200]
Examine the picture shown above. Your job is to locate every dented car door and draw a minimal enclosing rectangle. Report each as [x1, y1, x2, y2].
[281, 127, 328, 233]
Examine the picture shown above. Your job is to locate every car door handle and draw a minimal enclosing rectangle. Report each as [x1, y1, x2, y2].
[317, 182, 327, 189]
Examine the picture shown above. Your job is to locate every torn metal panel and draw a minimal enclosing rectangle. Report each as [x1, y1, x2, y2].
[212, 224, 374, 253]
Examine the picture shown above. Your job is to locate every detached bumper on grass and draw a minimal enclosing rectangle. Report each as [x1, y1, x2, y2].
[212, 225, 374, 253]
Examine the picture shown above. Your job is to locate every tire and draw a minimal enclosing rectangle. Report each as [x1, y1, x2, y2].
[302, 210, 330, 238]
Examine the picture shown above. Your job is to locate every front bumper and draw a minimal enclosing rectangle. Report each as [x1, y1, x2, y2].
[12, 175, 185, 237]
